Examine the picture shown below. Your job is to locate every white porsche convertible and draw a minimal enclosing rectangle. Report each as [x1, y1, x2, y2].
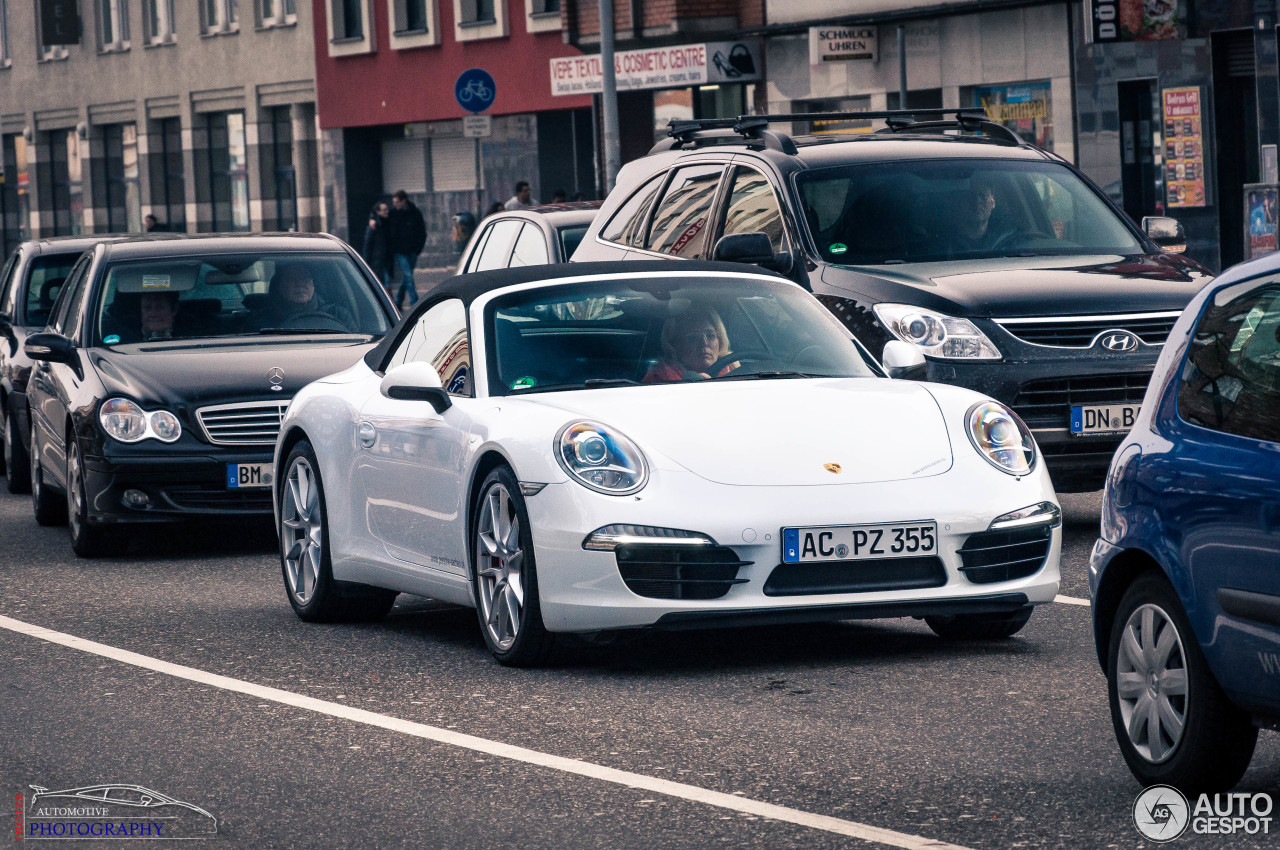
[273, 262, 1061, 665]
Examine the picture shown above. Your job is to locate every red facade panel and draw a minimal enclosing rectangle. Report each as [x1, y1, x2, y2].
[312, 1, 590, 129]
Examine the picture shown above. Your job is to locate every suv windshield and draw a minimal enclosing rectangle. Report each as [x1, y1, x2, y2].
[94, 252, 391, 345]
[797, 159, 1143, 265]
[485, 275, 879, 395]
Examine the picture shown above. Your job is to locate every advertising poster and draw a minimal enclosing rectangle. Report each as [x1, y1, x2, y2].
[1245, 184, 1279, 259]
[971, 82, 1053, 150]
[1091, 0, 1181, 42]
[1162, 87, 1206, 208]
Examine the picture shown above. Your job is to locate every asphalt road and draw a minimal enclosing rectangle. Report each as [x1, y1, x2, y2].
[1, 489, 1276, 849]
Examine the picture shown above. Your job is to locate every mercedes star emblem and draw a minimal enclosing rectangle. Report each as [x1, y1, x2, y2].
[268, 367, 285, 392]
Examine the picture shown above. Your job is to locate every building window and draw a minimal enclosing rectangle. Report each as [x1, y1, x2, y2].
[1, 134, 30, 255]
[453, 0, 505, 41]
[388, 0, 437, 48]
[207, 112, 249, 232]
[155, 117, 185, 232]
[45, 130, 83, 236]
[144, 0, 175, 43]
[525, 0, 558, 32]
[0, 0, 10, 68]
[325, 0, 373, 55]
[98, 0, 130, 51]
[202, 0, 238, 34]
[102, 125, 141, 232]
[264, 107, 297, 231]
[259, 0, 296, 27]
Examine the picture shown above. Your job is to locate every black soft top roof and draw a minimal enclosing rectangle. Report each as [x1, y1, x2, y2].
[364, 260, 784, 371]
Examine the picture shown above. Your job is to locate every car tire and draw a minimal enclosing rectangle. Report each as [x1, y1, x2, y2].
[471, 466, 556, 667]
[925, 606, 1033, 640]
[5, 401, 31, 494]
[279, 441, 397, 623]
[66, 441, 127, 558]
[1107, 572, 1257, 792]
[29, 420, 66, 527]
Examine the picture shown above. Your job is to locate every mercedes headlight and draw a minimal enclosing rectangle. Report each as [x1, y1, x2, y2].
[99, 398, 182, 444]
[873, 304, 1001, 360]
[967, 401, 1035, 476]
[555, 421, 648, 495]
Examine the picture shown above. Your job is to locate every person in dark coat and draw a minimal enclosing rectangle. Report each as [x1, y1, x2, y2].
[362, 201, 393, 299]
[387, 189, 427, 308]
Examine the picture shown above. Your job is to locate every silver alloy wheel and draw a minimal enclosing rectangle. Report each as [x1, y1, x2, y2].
[475, 483, 525, 651]
[1116, 603, 1189, 764]
[67, 444, 83, 537]
[280, 457, 323, 604]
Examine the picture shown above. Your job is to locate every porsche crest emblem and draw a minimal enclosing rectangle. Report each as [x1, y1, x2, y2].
[824, 463, 842, 474]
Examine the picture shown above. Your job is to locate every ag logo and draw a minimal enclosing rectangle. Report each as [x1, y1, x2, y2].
[1133, 785, 1189, 842]
[1099, 330, 1140, 352]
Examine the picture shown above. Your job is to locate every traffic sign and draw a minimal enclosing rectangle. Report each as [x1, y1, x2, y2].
[455, 69, 496, 114]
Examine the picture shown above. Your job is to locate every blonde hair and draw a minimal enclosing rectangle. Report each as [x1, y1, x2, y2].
[660, 304, 730, 364]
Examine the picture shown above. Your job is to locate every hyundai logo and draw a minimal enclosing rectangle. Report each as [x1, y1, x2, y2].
[1099, 331, 1140, 352]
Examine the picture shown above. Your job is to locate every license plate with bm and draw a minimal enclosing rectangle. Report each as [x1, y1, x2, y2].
[782, 521, 938, 564]
[226, 463, 272, 488]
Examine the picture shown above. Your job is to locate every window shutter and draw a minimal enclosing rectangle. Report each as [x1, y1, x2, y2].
[431, 138, 477, 192]
[382, 139, 428, 194]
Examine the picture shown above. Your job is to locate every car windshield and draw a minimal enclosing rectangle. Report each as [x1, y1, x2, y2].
[558, 225, 590, 260]
[485, 275, 879, 395]
[25, 254, 81, 327]
[796, 159, 1143, 265]
[93, 252, 391, 346]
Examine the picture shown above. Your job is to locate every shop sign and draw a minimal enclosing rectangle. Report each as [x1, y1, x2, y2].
[808, 25, 878, 64]
[549, 41, 761, 96]
[1162, 87, 1206, 208]
[1090, 0, 1181, 43]
[1245, 184, 1278, 259]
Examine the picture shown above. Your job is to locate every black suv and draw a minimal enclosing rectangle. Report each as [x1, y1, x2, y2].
[572, 110, 1213, 491]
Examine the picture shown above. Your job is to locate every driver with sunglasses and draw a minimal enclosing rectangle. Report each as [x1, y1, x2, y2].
[643, 304, 741, 383]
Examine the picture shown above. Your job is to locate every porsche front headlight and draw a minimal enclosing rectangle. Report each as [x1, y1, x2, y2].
[967, 401, 1035, 476]
[873, 304, 1001, 360]
[99, 398, 182, 444]
[555, 421, 648, 495]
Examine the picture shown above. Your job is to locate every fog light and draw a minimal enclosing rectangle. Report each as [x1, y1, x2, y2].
[122, 489, 150, 509]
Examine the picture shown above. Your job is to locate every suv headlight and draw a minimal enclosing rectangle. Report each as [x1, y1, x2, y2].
[555, 421, 648, 495]
[99, 398, 182, 444]
[967, 401, 1035, 476]
[873, 304, 1001, 360]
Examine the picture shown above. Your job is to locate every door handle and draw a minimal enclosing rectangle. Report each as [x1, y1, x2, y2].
[358, 421, 377, 448]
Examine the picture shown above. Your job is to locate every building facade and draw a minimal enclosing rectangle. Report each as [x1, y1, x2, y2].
[0, 0, 321, 257]
[311, 0, 593, 264]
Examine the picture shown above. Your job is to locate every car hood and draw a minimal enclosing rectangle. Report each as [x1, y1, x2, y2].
[820, 252, 1213, 318]
[520, 378, 954, 486]
[89, 338, 378, 408]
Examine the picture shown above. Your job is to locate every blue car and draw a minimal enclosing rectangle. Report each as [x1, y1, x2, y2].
[1091, 253, 1280, 792]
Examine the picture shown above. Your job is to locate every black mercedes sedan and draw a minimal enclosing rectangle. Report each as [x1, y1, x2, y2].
[23, 233, 396, 556]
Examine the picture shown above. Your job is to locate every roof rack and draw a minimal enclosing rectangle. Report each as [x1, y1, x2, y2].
[649, 108, 1028, 155]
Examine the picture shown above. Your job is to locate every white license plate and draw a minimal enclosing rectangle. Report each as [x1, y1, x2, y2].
[226, 463, 272, 489]
[782, 521, 938, 564]
[1069, 403, 1140, 436]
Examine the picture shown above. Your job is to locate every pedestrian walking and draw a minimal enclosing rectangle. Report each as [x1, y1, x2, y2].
[550, 189, 567, 203]
[451, 211, 477, 256]
[143, 214, 168, 232]
[485, 201, 505, 218]
[387, 189, 427, 308]
[362, 201, 393, 300]
[504, 181, 538, 210]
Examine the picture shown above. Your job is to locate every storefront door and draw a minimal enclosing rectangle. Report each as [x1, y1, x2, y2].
[1118, 79, 1158, 225]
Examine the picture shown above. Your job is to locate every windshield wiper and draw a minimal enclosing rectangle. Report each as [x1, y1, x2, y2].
[509, 378, 640, 394]
[258, 327, 351, 335]
[713, 371, 825, 381]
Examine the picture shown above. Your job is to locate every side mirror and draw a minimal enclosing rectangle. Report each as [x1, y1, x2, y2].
[24, 332, 77, 365]
[379, 361, 452, 414]
[712, 232, 793, 273]
[881, 340, 927, 380]
[1141, 216, 1186, 253]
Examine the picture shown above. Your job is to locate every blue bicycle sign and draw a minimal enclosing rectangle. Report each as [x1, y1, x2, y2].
[455, 69, 496, 113]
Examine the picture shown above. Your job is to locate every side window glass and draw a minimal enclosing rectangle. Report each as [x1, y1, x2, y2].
[388, 299, 472, 396]
[474, 220, 523, 271]
[1178, 282, 1280, 443]
[50, 258, 91, 336]
[720, 167, 787, 253]
[464, 224, 493, 273]
[510, 224, 549, 267]
[601, 173, 666, 248]
[58, 258, 95, 341]
[0, 252, 19, 316]
[645, 164, 724, 258]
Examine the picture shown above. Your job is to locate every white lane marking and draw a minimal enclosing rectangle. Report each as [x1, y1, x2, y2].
[1054, 595, 1090, 607]
[0, 614, 969, 850]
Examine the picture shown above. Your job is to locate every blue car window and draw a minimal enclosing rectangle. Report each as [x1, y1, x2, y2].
[1178, 282, 1280, 443]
